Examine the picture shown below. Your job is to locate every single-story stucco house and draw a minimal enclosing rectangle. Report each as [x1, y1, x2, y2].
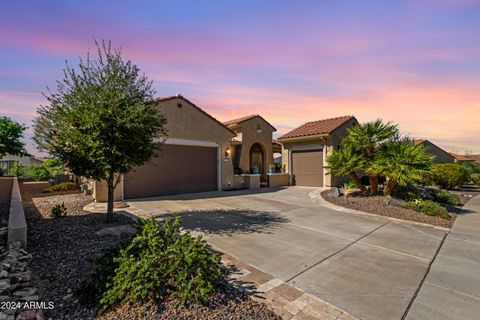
[93, 95, 288, 201]
[277, 115, 358, 187]
[0, 155, 43, 174]
[412, 139, 455, 164]
[450, 153, 477, 164]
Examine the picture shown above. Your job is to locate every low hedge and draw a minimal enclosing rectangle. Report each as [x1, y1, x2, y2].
[430, 163, 469, 189]
[433, 189, 461, 206]
[406, 199, 449, 219]
[42, 182, 77, 193]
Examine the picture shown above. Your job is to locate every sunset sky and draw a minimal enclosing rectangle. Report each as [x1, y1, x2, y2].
[1, 0, 479, 155]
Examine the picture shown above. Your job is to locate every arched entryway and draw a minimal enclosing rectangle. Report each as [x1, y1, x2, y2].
[249, 143, 266, 182]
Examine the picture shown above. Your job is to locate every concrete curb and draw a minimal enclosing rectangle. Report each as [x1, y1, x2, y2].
[7, 177, 27, 248]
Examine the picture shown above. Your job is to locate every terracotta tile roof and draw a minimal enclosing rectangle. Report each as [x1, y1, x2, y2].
[413, 139, 425, 145]
[450, 153, 476, 161]
[223, 114, 258, 126]
[278, 115, 356, 140]
[223, 114, 277, 131]
[155, 95, 236, 135]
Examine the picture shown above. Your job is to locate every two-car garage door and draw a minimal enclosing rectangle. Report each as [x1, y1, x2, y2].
[291, 149, 324, 187]
[124, 144, 217, 199]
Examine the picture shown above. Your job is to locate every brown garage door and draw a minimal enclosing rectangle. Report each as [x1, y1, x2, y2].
[291, 149, 323, 187]
[124, 144, 217, 199]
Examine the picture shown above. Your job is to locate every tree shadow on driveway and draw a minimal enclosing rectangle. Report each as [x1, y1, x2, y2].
[158, 209, 289, 236]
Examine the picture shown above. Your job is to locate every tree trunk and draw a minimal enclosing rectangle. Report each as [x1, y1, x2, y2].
[369, 175, 378, 195]
[349, 172, 367, 193]
[383, 179, 397, 196]
[106, 173, 115, 223]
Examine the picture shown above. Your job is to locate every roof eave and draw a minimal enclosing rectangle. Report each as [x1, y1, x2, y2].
[277, 133, 330, 143]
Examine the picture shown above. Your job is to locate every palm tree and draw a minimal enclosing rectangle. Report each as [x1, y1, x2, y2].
[371, 137, 433, 195]
[343, 119, 398, 194]
[325, 147, 367, 193]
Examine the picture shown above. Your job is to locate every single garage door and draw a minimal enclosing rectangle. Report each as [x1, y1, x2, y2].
[291, 149, 323, 187]
[124, 144, 217, 199]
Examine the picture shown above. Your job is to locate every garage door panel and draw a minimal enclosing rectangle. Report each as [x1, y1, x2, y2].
[124, 144, 217, 198]
[292, 150, 323, 187]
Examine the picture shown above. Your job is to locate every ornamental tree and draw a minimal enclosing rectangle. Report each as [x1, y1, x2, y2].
[34, 40, 167, 221]
[0, 116, 28, 158]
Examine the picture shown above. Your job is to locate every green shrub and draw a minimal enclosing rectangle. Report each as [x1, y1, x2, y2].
[51, 202, 67, 217]
[406, 199, 449, 219]
[6, 158, 64, 181]
[8, 164, 25, 177]
[471, 173, 480, 186]
[42, 182, 77, 193]
[461, 161, 480, 176]
[433, 189, 461, 206]
[77, 245, 125, 308]
[79, 216, 224, 314]
[430, 164, 469, 189]
[343, 180, 357, 189]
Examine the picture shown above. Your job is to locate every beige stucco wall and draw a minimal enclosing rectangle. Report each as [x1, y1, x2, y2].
[421, 141, 455, 164]
[93, 96, 235, 201]
[93, 175, 124, 202]
[267, 173, 289, 187]
[228, 117, 275, 176]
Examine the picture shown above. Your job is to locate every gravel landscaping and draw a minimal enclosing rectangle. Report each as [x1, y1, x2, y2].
[20, 182, 279, 319]
[321, 190, 455, 228]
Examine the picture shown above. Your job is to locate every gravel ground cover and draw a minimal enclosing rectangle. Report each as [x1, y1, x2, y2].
[321, 190, 455, 228]
[20, 182, 279, 320]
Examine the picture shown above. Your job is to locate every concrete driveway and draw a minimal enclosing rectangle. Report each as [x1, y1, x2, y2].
[128, 187, 447, 320]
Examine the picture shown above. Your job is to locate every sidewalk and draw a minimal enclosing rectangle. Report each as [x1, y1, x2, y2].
[406, 195, 480, 319]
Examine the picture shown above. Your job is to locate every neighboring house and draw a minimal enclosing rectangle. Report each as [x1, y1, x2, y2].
[412, 139, 455, 164]
[0, 154, 43, 173]
[222, 114, 276, 184]
[450, 153, 477, 164]
[277, 115, 358, 187]
[94, 95, 242, 201]
[468, 155, 480, 165]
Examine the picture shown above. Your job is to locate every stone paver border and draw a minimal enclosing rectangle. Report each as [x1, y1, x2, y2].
[221, 251, 358, 320]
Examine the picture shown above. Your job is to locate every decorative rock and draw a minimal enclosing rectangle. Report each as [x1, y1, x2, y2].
[0, 280, 10, 294]
[18, 254, 32, 262]
[95, 225, 137, 237]
[2, 263, 10, 271]
[13, 287, 37, 297]
[8, 242, 21, 251]
[331, 187, 341, 198]
[16, 309, 45, 320]
[62, 293, 73, 300]
[20, 294, 38, 302]
[10, 271, 31, 283]
[10, 262, 26, 273]
[0, 271, 7, 279]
